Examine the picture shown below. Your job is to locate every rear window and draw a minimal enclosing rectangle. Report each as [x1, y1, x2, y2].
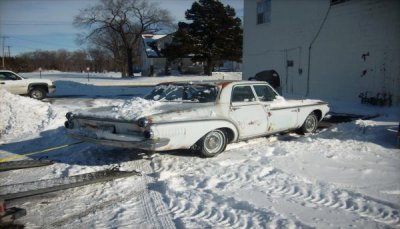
[145, 84, 219, 103]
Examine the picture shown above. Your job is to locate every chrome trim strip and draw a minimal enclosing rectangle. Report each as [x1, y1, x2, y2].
[270, 102, 328, 111]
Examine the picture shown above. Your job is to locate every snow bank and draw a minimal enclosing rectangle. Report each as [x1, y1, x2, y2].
[21, 72, 243, 87]
[0, 90, 63, 142]
[23, 71, 122, 79]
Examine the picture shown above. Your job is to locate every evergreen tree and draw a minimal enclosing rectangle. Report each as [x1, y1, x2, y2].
[164, 0, 242, 76]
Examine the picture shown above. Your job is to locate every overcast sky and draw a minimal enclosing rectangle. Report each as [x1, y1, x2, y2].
[0, 0, 243, 55]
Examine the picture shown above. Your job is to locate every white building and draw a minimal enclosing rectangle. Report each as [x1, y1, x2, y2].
[243, 0, 400, 106]
[140, 34, 170, 76]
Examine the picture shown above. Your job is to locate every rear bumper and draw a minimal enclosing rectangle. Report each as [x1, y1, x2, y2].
[68, 132, 169, 151]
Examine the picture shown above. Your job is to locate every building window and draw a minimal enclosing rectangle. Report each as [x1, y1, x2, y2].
[257, 0, 271, 24]
[331, 0, 350, 5]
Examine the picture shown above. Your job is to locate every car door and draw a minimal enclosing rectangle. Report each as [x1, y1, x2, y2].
[0, 72, 26, 94]
[253, 84, 298, 133]
[229, 85, 269, 139]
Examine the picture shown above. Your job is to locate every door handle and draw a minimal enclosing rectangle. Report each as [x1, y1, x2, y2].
[291, 108, 299, 112]
[0, 82, 5, 84]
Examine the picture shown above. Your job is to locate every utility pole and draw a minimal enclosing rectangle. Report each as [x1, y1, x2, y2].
[1, 36, 8, 69]
[7, 46, 11, 58]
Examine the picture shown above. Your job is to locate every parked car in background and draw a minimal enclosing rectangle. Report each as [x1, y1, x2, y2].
[65, 81, 329, 157]
[0, 70, 55, 100]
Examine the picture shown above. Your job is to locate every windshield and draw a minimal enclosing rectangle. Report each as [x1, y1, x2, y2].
[145, 84, 219, 103]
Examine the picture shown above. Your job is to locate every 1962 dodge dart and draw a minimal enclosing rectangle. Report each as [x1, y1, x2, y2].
[65, 81, 329, 157]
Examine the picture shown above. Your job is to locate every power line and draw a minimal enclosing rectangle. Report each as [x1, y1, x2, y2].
[7, 46, 11, 57]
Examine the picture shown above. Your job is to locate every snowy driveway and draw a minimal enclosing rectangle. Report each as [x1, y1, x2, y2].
[1, 75, 399, 228]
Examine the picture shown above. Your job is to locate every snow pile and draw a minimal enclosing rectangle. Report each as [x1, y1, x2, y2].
[76, 97, 163, 120]
[0, 90, 62, 142]
[114, 97, 163, 120]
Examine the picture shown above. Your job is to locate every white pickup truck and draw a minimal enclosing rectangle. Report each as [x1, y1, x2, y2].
[65, 81, 329, 157]
[0, 70, 56, 100]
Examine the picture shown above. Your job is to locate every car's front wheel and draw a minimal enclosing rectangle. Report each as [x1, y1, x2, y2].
[196, 129, 227, 157]
[299, 112, 318, 134]
[29, 87, 46, 100]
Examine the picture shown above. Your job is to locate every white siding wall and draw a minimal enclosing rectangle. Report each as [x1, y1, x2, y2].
[243, 0, 400, 105]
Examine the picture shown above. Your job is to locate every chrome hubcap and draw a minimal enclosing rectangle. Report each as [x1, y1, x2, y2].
[204, 131, 224, 154]
[305, 116, 317, 132]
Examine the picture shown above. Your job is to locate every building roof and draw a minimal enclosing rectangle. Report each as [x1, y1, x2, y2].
[142, 34, 168, 58]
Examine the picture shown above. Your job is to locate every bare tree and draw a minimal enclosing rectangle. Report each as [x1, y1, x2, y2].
[88, 47, 113, 72]
[85, 27, 126, 75]
[74, 0, 172, 77]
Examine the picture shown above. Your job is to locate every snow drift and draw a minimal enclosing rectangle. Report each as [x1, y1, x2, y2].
[0, 90, 63, 142]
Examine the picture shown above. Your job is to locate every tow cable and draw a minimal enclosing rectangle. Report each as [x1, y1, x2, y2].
[0, 141, 84, 163]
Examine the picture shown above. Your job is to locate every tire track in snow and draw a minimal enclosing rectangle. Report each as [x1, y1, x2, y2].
[151, 157, 312, 228]
[152, 155, 399, 228]
[217, 166, 400, 227]
[134, 158, 176, 229]
[161, 184, 312, 228]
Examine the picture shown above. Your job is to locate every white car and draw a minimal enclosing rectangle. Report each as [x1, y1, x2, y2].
[0, 70, 56, 100]
[65, 81, 329, 157]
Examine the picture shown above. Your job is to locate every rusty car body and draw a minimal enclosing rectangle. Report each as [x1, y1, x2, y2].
[65, 81, 329, 157]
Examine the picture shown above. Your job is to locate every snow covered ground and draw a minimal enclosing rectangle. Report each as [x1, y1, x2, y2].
[0, 72, 399, 228]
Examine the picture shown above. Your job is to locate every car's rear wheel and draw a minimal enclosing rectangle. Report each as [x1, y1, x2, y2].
[299, 112, 318, 134]
[29, 87, 46, 100]
[196, 129, 227, 157]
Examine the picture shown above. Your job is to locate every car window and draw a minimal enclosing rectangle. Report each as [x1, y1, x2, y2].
[149, 85, 184, 101]
[0, 73, 7, 80]
[0, 72, 19, 81]
[253, 85, 277, 102]
[145, 84, 218, 103]
[231, 85, 256, 103]
[185, 86, 218, 103]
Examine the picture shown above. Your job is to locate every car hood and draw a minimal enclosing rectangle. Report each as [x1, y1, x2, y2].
[73, 98, 218, 123]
